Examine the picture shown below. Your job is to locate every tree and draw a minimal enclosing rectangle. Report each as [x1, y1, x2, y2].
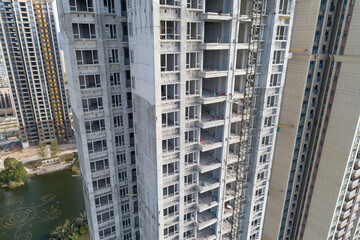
[50, 141, 60, 158]
[0, 157, 28, 186]
[4, 157, 17, 169]
[38, 142, 46, 159]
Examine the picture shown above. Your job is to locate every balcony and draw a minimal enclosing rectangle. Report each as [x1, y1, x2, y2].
[202, 50, 229, 78]
[226, 169, 237, 183]
[222, 219, 232, 234]
[335, 228, 346, 238]
[197, 192, 219, 212]
[197, 227, 217, 240]
[197, 172, 221, 193]
[203, 0, 233, 21]
[197, 210, 218, 230]
[197, 151, 222, 173]
[355, 158, 360, 170]
[340, 209, 351, 220]
[199, 129, 223, 152]
[346, 189, 357, 201]
[338, 218, 348, 229]
[225, 188, 235, 201]
[199, 89, 227, 105]
[352, 169, 360, 180]
[199, 111, 225, 129]
[343, 199, 354, 210]
[202, 42, 230, 50]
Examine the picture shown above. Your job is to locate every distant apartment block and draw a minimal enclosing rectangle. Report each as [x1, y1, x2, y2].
[58, 0, 296, 240]
[0, 87, 14, 117]
[0, 0, 72, 146]
[263, 0, 360, 239]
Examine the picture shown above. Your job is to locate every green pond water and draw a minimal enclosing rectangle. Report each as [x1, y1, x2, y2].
[0, 170, 85, 240]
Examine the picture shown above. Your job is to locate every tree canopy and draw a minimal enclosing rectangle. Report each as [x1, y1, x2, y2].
[0, 157, 28, 186]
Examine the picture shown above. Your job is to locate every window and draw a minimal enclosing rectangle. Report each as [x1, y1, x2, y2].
[123, 232, 132, 240]
[259, 153, 269, 164]
[266, 95, 279, 107]
[185, 105, 199, 120]
[97, 210, 114, 223]
[95, 193, 113, 208]
[117, 153, 126, 165]
[185, 80, 200, 95]
[255, 187, 265, 197]
[119, 170, 128, 182]
[105, 24, 117, 39]
[162, 111, 179, 127]
[114, 115, 123, 128]
[184, 229, 195, 239]
[112, 94, 122, 107]
[73, 23, 96, 39]
[108, 49, 119, 63]
[69, 0, 94, 12]
[160, 0, 181, 6]
[184, 192, 196, 204]
[76, 50, 98, 65]
[257, 171, 267, 181]
[187, 0, 202, 9]
[270, 74, 281, 87]
[162, 137, 179, 152]
[122, 217, 131, 228]
[187, 22, 201, 40]
[164, 224, 179, 238]
[82, 97, 103, 112]
[88, 139, 107, 154]
[119, 187, 128, 198]
[186, 52, 201, 69]
[161, 53, 180, 72]
[99, 226, 115, 239]
[79, 74, 101, 89]
[273, 50, 285, 64]
[160, 21, 180, 40]
[92, 177, 111, 190]
[121, 201, 130, 213]
[184, 211, 195, 222]
[163, 161, 179, 176]
[115, 134, 125, 147]
[264, 116, 275, 127]
[261, 135, 273, 146]
[185, 130, 198, 143]
[185, 152, 198, 165]
[90, 158, 109, 172]
[184, 173, 197, 185]
[161, 84, 179, 101]
[85, 119, 105, 133]
[104, 0, 115, 13]
[163, 184, 179, 198]
[276, 26, 288, 40]
[110, 72, 121, 86]
[163, 205, 179, 218]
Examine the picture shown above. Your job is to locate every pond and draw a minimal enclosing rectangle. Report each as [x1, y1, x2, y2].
[0, 170, 85, 240]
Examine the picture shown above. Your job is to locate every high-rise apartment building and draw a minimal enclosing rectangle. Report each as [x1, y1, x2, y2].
[57, 1, 138, 239]
[263, 0, 360, 239]
[58, 0, 295, 239]
[0, 0, 72, 146]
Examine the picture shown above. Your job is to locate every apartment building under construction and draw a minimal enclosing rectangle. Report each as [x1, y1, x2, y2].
[58, 0, 296, 239]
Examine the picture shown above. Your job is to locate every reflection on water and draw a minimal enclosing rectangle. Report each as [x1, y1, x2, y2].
[0, 170, 85, 240]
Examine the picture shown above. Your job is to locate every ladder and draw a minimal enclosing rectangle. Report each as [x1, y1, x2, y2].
[230, 0, 263, 239]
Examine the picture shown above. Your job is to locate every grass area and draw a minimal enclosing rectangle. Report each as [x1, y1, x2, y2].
[23, 160, 42, 170]
[59, 153, 75, 163]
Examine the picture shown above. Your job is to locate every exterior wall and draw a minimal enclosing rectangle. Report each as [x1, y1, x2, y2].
[58, 0, 139, 239]
[0, 0, 72, 145]
[263, 0, 360, 239]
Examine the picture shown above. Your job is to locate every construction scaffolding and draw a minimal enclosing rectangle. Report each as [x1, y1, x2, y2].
[230, 0, 263, 239]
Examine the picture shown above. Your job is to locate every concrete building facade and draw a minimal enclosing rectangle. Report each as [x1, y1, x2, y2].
[59, 0, 295, 239]
[263, 0, 360, 239]
[0, 0, 72, 146]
